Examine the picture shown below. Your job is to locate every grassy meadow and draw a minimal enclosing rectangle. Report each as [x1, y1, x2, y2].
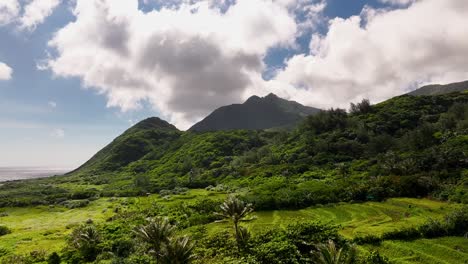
[0, 189, 466, 263]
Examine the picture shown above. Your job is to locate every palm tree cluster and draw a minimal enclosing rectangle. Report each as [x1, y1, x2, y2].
[134, 217, 195, 264]
[70, 225, 101, 261]
[314, 240, 357, 264]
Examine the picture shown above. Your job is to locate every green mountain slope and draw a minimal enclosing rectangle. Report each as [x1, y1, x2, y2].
[72, 117, 181, 174]
[189, 93, 320, 131]
[408, 80, 468, 96]
[1, 91, 467, 208]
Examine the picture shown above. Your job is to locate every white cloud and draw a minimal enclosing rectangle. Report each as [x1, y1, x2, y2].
[379, 0, 416, 6]
[19, 0, 61, 31]
[43, 0, 308, 129]
[51, 128, 65, 138]
[0, 62, 13, 80]
[268, 0, 468, 109]
[0, 0, 19, 25]
[48, 101, 57, 108]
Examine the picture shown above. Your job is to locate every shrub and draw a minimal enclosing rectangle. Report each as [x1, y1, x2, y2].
[364, 251, 390, 264]
[70, 190, 97, 200]
[250, 239, 300, 264]
[62, 199, 90, 209]
[445, 206, 468, 236]
[112, 238, 135, 258]
[418, 218, 446, 238]
[47, 252, 61, 264]
[381, 227, 421, 241]
[0, 225, 11, 236]
[353, 234, 382, 245]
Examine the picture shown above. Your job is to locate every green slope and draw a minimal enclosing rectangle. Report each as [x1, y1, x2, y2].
[72, 117, 181, 174]
[1, 92, 467, 208]
[408, 80, 468, 96]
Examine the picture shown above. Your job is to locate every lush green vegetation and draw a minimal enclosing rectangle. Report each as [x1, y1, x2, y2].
[0, 189, 466, 263]
[0, 92, 467, 263]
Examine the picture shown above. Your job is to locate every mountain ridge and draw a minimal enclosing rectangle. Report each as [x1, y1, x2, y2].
[188, 93, 320, 132]
[408, 80, 468, 96]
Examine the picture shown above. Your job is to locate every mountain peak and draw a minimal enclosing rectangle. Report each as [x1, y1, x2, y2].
[265, 93, 279, 99]
[189, 94, 320, 132]
[132, 117, 178, 131]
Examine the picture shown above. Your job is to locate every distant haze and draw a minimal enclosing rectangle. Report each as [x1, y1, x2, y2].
[0, 167, 71, 182]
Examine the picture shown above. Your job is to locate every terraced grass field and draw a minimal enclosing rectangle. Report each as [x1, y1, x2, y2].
[364, 237, 468, 264]
[0, 190, 466, 263]
[208, 198, 461, 238]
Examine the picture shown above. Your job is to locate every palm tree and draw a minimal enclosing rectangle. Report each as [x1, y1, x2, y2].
[134, 217, 175, 260]
[314, 240, 357, 264]
[160, 235, 195, 264]
[70, 225, 101, 261]
[216, 195, 253, 251]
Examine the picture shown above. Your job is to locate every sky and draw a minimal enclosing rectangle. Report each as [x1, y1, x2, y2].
[1, 0, 468, 168]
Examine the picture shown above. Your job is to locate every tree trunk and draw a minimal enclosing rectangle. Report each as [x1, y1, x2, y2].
[234, 221, 240, 254]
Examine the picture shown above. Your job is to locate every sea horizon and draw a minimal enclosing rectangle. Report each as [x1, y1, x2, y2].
[0, 166, 73, 182]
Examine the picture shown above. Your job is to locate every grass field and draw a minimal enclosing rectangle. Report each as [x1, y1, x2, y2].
[364, 237, 468, 264]
[0, 190, 466, 263]
[0, 189, 224, 255]
[208, 198, 461, 238]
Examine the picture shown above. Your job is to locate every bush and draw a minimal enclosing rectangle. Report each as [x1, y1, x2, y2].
[112, 238, 135, 258]
[250, 239, 300, 264]
[61, 199, 90, 209]
[353, 234, 382, 245]
[364, 251, 390, 264]
[381, 227, 421, 241]
[445, 206, 468, 236]
[47, 252, 61, 264]
[0, 225, 11, 236]
[418, 218, 446, 238]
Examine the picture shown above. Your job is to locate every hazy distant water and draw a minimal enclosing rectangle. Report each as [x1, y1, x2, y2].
[0, 167, 71, 182]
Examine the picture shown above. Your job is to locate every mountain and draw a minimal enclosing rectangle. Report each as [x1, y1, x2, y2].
[189, 93, 321, 132]
[7, 91, 466, 208]
[408, 80, 468, 96]
[71, 117, 181, 174]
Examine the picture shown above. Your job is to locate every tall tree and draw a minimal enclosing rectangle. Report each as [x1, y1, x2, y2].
[160, 236, 195, 264]
[314, 240, 357, 264]
[216, 195, 253, 252]
[134, 217, 175, 261]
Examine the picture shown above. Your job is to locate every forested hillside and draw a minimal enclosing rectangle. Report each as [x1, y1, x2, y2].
[1, 92, 467, 208]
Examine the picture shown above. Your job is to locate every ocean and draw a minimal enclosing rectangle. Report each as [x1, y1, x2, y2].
[0, 167, 71, 182]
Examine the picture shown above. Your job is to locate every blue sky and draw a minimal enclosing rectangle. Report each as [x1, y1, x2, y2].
[0, 0, 467, 168]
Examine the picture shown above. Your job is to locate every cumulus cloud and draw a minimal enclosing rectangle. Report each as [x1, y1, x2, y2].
[51, 128, 65, 138]
[48, 101, 57, 108]
[19, 0, 61, 31]
[43, 0, 303, 128]
[379, 0, 416, 6]
[0, 0, 19, 25]
[0, 62, 13, 80]
[268, 0, 468, 109]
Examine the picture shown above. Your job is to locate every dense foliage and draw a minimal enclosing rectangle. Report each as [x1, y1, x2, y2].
[1, 92, 467, 209]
